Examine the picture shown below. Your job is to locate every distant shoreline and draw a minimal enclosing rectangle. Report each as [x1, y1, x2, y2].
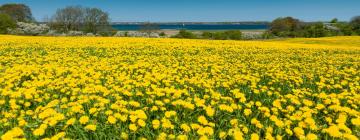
[112, 23, 268, 31]
[111, 21, 270, 25]
[118, 29, 266, 37]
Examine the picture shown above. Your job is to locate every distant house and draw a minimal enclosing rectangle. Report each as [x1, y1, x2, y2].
[324, 23, 340, 31]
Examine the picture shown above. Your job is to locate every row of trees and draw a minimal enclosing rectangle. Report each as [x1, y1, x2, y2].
[0, 3, 112, 35]
[48, 6, 112, 34]
[170, 16, 360, 40]
[267, 16, 360, 38]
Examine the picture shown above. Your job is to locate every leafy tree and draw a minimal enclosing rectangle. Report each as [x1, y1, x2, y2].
[0, 13, 16, 34]
[269, 17, 302, 37]
[302, 22, 328, 38]
[330, 18, 338, 24]
[350, 16, 360, 35]
[335, 22, 353, 36]
[0, 3, 34, 22]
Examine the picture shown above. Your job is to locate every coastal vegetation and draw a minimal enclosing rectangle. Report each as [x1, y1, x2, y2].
[200, 30, 242, 40]
[266, 16, 360, 38]
[1, 3, 360, 40]
[172, 29, 198, 39]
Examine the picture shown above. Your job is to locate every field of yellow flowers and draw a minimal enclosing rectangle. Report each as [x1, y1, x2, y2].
[0, 35, 359, 140]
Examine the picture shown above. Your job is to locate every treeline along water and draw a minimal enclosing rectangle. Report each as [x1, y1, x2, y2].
[112, 24, 268, 31]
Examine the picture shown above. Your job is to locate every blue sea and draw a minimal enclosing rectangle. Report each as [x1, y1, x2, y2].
[112, 24, 268, 31]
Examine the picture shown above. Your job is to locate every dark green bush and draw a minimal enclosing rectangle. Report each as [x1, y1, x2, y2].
[224, 30, 242, 40]
[302, 23, 328, 38]
[201, 30, 242, 40]
[201, 31, 213, 39]
[172, 30, 197, 39]
[159, 32, 166, 36]
[0, 13, 16, 34]
[213, 32, 226, 40]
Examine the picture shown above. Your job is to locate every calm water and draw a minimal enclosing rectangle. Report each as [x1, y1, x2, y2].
[112, 24, 268, 31]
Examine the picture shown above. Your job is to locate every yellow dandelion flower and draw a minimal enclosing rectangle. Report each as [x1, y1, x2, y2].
[85, 124, 96, 131]
[137, 119, 146, 127]
[152, 119, 160, 129]
[129, 124, 138, 132]
[33, 128, 45, 136]
[108, 115, 117, 124]
[251, 133, 260, 140]
[79, 116, 89, 125]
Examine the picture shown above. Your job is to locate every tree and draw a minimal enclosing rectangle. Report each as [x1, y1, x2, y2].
[335, 22, 353, 36]
[0, 13, 16, 34]
[303, 22, 328, 38]
[0, 4, 34, 22]
[140, 22, 160, 37]
[269, 17, 302, 37]
[50, 6, 84, 32]
[83, 7, 110, 33]
[350, 16, 360, 35]
[330, 18, 338, 24]
[50, 6, 111, 34]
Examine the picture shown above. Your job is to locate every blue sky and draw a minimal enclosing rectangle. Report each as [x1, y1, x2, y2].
[0, 0, 359, 22]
